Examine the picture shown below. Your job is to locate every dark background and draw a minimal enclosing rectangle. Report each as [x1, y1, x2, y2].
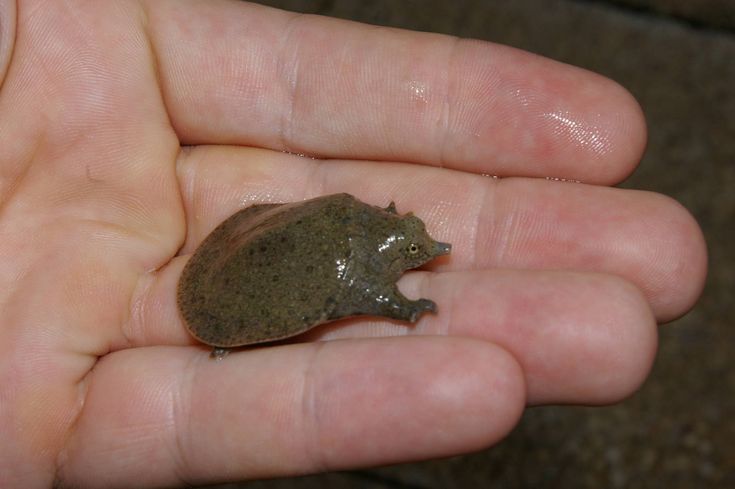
[216, 1, 735, 487]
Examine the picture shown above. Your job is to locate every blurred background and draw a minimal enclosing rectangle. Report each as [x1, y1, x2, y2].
[217, 1, 734, 487]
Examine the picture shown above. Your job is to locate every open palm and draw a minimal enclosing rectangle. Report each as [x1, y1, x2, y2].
[0, 1, 706, 487]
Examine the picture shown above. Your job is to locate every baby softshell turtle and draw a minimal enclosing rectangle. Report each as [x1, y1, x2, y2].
[177, 193, 451, 356]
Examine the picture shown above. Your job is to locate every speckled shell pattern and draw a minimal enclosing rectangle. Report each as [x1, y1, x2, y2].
[177, 193, 449, 347]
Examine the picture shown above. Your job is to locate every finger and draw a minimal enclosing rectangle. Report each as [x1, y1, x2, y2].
[174, 146, 706, 321]
[318, 270, 658, 406]
[133, 262, 655, 405]
[57, 338, 525, 486]
[147, 0, 645, 183]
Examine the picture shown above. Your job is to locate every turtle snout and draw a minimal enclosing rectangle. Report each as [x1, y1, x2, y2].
[433, 241, 452, 256]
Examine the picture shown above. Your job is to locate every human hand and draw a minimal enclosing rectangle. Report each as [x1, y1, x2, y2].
[0, 0, 706, 487]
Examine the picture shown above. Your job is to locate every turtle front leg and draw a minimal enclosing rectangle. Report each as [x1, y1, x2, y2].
[389, 296, 437, 323]
[334, 285, 438, 323]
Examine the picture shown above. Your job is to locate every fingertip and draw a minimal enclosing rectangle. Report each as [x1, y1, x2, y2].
[524, 274, 658, 406]
[442, 42, 649, 182]
[454, 339, 526, 445]
[541, 71, 648, 184]
[577, 276, 659, 405]
[419, 337, 527, 448]
[644, 193, 708, 322]
[594, 76, 648, 183]
[306, 337, 527, 468]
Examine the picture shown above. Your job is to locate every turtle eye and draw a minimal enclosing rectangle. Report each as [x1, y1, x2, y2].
[408, 243, 420, 255]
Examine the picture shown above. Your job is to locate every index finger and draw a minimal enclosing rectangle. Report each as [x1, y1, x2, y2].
[147, 0, 646, 183]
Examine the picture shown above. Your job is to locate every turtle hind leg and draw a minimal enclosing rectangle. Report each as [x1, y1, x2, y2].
[210, 347, 230, 360]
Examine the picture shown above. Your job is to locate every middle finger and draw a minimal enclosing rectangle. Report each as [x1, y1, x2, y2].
[176, 146, 705, 322]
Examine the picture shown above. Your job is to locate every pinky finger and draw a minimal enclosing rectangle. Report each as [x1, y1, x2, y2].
[57, 337, 524, 487]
